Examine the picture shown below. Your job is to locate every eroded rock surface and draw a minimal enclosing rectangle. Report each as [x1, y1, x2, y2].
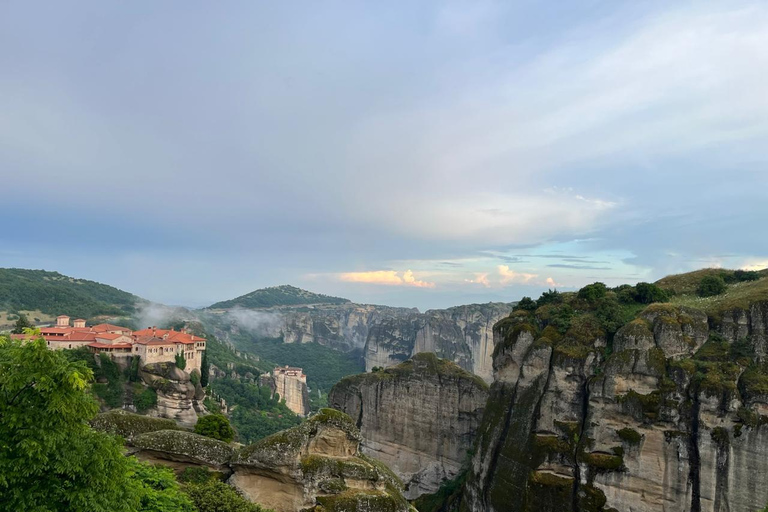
[140, 362, 204, 427]
[231, 409, 411, 512]
[329, 353, 489, 499]
[462, 300, 768, 512]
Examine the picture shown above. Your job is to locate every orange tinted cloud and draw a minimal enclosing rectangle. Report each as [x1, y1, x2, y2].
[466, 273, 491, 287]
[340, 269, 435, 288]
[498, 265, 537, 284]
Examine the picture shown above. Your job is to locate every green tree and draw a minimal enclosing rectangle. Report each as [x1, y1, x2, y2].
[200, 350, 210, 387]
[175, 352, 186, 370]
[194, 413, 235, 442]
[634, 282, 670, 304]
[698, 275, 727, 297]
[11, 313, 32, 334]
[0, 332, 137, 512]
[126, 458, 195, 512]
[184, 479, 270, 512]
[577, 282, 607, 303]
[514, 296, 537, 311]
[537, 289, 562, 306]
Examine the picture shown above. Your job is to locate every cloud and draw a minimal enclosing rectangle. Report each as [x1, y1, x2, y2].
[546, 277, 562, 288]
[466, 273, 491, 287]
[741, 260, 768, 271]
[498, 265, 538, 285]
[547, 264, 612, 270]
[227, 308, 284, 338]
[339, 270, 435, 288]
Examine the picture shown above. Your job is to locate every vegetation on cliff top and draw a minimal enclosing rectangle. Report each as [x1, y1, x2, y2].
[207, 284, 349, 309]
[0, 268, 140, 323]
[334, 352, 489, 391]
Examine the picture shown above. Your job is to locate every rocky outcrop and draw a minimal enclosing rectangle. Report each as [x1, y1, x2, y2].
[217, 302, 513, 384]
[131, 429, 235, 472]
[140, 362, 205, 427]
[230, 409, 411, 512]
[91, 410, 184, 440]
[362, 304, 513, 382]
[329, 353, 489, 499]
[260, 368, 311, 416]
[462, 300, 768, 512]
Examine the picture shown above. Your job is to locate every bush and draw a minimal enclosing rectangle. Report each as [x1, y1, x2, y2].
[514, 297, 537, 311]
[184, 479, 270, 512]
[634, 282, 670, 304]
[134, 387, 158, 413]
[175, 352, 187, 370]
[194, 414, 235, 443]
[734, 270, 761, 282]
[698, 275, 727, 297]
[537, 289, 562, 306]
[578, 282, 608, 303]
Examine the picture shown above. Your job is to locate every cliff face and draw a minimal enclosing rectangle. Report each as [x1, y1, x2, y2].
[462, 298, 768, 512]
[260, 370, 310, 416]
[231, 409, 411, 512]
[329, 353, 489, 499]
[139, 362, 206, 428]
[217, 302, 513, 383]
[361, 303, 513, 382]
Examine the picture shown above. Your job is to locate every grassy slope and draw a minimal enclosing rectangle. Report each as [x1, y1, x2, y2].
[207, 284, 349, 309]
[0, 268, 140, 326]
[658, 268, 768, 318]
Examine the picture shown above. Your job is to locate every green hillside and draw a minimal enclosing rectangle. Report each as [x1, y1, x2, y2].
[207, 284, 349, 309]
[0, 268, 140, 324]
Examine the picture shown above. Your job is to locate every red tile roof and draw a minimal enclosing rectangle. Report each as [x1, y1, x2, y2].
[132, 328, 204, 344]
[88, 342, 133, 349]
[91, 323, 132, 333]
[133, 335, 175, 346]
[95, 333, 123, 340]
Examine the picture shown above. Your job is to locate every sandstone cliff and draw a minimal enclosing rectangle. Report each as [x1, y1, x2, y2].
[231, 408, 412, 512]
[461, 280, 768, 512]
[140, 362, 206, 428]
[329, 353, 489, 499]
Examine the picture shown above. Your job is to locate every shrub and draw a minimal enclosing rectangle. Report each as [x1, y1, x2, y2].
[134, 387, 158, 413]
[194, 414, 235, 443]
[698, 275, 727, 297]
[635, 282, 670, 304]
[577, 282, 608, 303]
[537, 289, 562, 306]
[515, 297, 538, 311]
[734, 270, 761, 282]
[183, 479, 270, 512]
[175, 352, 187, 370]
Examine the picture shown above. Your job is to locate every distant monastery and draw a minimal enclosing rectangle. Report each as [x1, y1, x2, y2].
[261, 365, 310, 416]
[11, 315, 206, 372]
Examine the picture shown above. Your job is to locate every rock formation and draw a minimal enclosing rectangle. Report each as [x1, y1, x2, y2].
[461, 298, 768, 512]
[140, 362, 206, 427]
[230, 409, 411, 512]
[329, 353, 489, 499]
[260, 366, 311, 416]
[218, 302, 513, 383]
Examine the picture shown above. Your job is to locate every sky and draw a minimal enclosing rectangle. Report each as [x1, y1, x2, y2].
[1, 1, 767, 310]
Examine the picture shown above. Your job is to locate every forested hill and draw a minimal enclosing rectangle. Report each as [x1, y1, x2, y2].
[207, 284, 350, 309]
[0, 268, 141, 323]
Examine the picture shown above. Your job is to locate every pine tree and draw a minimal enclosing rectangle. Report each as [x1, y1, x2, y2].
[11, 314, 32, 334]
[200, 350, 210, 387]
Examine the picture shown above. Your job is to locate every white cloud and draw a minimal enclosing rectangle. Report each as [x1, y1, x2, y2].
[339, 270, 435, 288]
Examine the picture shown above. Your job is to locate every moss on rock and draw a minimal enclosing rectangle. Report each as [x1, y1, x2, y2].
[131, 429, 234, 467]
[90, 410, 184, 440]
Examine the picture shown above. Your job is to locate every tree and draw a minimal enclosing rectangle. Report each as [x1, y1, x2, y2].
[126, 458, 195, 512]
[514, 297, 537, 312]
[184, 479, 270, 512]
[194, 413, 235, 442]
[175, 352, 186, 370]
[634, 282, 669, 304]
[577, 282, 608, 303]
[0, 331, 137, 512]
[537, 289, 562, 306]
[11, 313, 32, 334]
[698, 275, 727, 297]
[200, 350, 210, 388]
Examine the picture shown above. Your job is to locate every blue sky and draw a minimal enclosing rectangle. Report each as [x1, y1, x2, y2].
[2, 1, 767, 310]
